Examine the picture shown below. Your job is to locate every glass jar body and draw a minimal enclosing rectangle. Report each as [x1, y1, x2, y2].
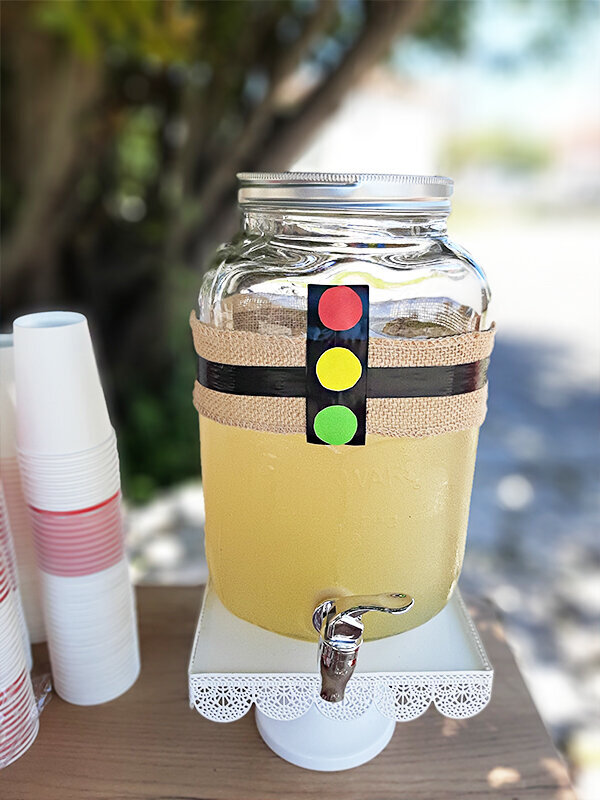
[197, 206, 491, 641]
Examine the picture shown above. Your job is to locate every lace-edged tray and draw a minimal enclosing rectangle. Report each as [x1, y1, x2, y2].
[188, 585, 493, 723]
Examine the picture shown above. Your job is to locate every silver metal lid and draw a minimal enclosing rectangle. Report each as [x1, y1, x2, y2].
[237, 172, 453, 207]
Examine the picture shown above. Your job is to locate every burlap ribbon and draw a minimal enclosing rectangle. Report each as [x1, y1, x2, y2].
[190, 311, 495, 438]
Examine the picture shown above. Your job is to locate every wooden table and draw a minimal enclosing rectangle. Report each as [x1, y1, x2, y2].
[2, 587, 575, 799]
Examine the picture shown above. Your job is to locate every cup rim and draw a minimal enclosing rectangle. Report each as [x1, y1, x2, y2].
[13, 311, 87, 330]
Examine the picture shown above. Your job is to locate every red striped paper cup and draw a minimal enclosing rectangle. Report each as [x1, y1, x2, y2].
[29, 493, 124, 577]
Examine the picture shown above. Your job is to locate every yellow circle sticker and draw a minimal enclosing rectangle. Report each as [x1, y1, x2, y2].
[315, 347, 362, 392]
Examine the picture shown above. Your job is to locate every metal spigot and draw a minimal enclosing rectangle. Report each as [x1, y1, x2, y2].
[312, 593, 414, 703]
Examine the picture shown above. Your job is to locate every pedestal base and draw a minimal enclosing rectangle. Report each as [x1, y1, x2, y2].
[189, 586, 493, 772]
[255, 703, 395, 771]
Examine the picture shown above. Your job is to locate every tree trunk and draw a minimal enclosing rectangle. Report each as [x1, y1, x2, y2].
[2, 10, 104, 310]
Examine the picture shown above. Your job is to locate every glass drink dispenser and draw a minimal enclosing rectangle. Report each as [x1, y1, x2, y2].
[191, 173, 493, 656]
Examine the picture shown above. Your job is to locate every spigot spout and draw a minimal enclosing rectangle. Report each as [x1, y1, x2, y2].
[312, 593, 414, 703]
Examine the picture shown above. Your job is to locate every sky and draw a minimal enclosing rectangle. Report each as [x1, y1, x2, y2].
[295, 0, 600, 177]
[394, 0, 600, 137]
[293, 1, 600, 362]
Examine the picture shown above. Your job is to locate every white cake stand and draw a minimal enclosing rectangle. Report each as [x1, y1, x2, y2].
[189, 585, 493, 771]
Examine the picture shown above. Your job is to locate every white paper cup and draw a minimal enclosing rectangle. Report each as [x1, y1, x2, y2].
[35, 548, 124, 579]
[1, 720, 39, 769]
[43, 603, 133, 637]
[21, 479, 121, 515]
[0, 676, 34, 717]
[0, 637, 27, 683]
[45, 606, 135, 638]
[52, 625, 138, 663]
[0, 669, 39, 769]
[0, 458, 19, 477]
[51, 659, 139, 691]
[0, 639, 27, 680]
[12, 578, 45, 645]
[20, 476, 120, 504]
[18, 456, 120, 489]
[41, 581, 134, 620]
[42, 592, 132, 619]
[13, 312, 112, 455]
[1, 718, 39, 769]
[17, 439, 118, 480]
[16, 430, 116, 464]
[18, 446, 121, 508]
[0, 676, 35, 706]
[42, 588, 133, 624]
[46, 632, 136, 661]
[1, 714, 37, 751]
[0, 335, 18, 461]
[51, 653, 139, 706]
[22, 482, 120, 515]
[0, 494, 33, 671]
[38, 560, 140, 705]
[18, 450, 119, 480]
[41, 557, 129, 590]
[30, 510, 122, 533]
[27, 485, 124, 577]
[30, 512, 122, 533]
[44, 626, 133, 650]
[1, 709, 36, 747]
[18, 447, 118, 476]
[47, 629, 137, 664]
[0, 459, 45, 643]
[49, 634, 140, 705]
[29, 495, 121, 526]
[0, 595, 29, 685]
[33, 531, 123, 550]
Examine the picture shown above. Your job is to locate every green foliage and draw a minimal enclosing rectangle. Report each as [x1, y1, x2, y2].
[3, 0, 591, 504]
[412, 0, 595, 58]
[119, 371, 199, 503]
[34, 0, 201, 62]
[115, 107, 161, 195]
[412, 0, 472, 53]
[443, 131, 552, 174]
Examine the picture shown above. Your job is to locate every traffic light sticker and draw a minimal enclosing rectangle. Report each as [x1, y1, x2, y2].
[317, 286, 364, 330]
[316, 347, 362, 391]
[306, 284, 369, 445]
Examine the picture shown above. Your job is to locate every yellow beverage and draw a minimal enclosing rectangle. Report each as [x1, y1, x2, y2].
[200, 416, 479, 641]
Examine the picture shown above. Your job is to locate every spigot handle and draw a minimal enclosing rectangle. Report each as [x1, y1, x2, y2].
[313, 592, 414, 703]
[313, 592, 414, 647]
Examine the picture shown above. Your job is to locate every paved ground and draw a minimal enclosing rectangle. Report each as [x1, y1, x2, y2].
[126, 216, 600, 797]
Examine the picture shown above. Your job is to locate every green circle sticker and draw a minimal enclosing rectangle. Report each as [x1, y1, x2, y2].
[313, 405, 358, 445]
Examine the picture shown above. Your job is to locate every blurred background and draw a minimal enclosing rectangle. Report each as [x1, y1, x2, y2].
[2, 0, 599, 794]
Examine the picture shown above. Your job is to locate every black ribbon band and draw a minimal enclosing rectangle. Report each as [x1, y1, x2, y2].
[197, 356, 489, 398]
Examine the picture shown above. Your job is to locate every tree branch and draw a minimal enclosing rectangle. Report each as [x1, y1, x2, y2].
[190, 1, 336, 230]
[188, 0, 429, 263]
[257, 0, 428, 168]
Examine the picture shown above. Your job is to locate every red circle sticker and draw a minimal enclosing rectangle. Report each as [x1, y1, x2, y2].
[318, 286, 363, 331]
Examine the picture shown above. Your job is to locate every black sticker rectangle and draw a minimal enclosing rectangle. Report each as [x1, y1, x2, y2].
[306, 284, 369, 446]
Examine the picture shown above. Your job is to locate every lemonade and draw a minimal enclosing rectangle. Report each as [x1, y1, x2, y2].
[200, 416, 478, 641]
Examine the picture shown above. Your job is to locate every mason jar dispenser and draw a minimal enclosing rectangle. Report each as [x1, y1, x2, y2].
[191, 173, 494, 659]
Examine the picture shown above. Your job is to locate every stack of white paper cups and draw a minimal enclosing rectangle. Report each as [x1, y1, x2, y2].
[0, 485, 33, 671]
[13, 312, 140, 706]
[0, 334, 45, 643]
[0, 547, 38, 767]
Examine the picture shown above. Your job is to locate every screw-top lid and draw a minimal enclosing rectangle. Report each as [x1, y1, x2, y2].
[237, 172, 453, 208]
